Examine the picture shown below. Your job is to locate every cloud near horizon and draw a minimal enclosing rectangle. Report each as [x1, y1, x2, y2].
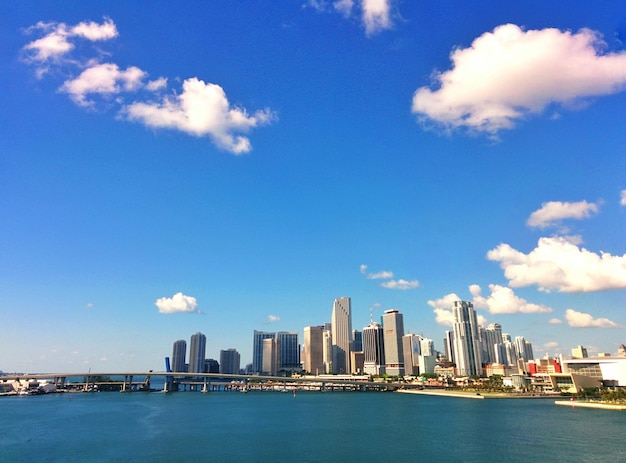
[155, 292, 199, 314]
[412, 24, 626, 135]
[564, 308, 620, 328]
[360, 264, 419, 290]
[22, 17, 275, 153]
[527, 200, 600, 229]
[487, 236, 626, 292]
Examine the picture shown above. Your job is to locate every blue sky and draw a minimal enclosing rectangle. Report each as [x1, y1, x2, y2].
[2, 1, 626, 372]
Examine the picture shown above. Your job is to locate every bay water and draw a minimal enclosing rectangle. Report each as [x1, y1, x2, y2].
[1, 391, 624, 462]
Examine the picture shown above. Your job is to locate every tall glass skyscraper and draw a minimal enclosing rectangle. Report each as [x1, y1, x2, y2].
[382, 309, 405, 376]
[252, 330, 275, 374]
[188, 332, 206, 374]
[452, 301, 483, 377]
[331, 297, 352, 374]
[171, 339, 187, 373]
[363, 321, 385, 375]
[276, 331, 300, 372]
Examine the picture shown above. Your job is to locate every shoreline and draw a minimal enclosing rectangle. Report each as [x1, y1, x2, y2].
[397, 389, 559, 400]
[554, 400, 626, 410]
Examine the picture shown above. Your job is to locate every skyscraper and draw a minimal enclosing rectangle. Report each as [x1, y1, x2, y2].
[188, 332, 206, 374]
[331, 297, 352, 374]
[253, 330, 275, 374]
[483, 323, 503, 364]
[382, 309, 405, 376]
[276, 331, 300, 373]
[452, 301, 483, 377]
[363, 321, 385, 375]
[403, 334, 422, 376]
[303, 325, 324, 375]
[262, 338, 280, 375]
[219, 348, 241, 374]
[171, 339, 187, 373]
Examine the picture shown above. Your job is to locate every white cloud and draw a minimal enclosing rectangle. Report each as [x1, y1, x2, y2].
[564, 308, 620, 328]
[60, 62, 146, 107]
[22, 18, 118, 63]
[487, 236, 626, 292]
[333, 0, 354, 17]
[621, 190, 626, 206]
[549, 318, 563, 324]
[146, 77, 168, 92]
[527, 200, 600, 229]
[361, 0, 392, 36]
[427, 293, 487, 326]
[470, 284, 553, 314]
[268, 315, 280, 323]
[155, 292, 199, 314]
[360, 263, 393, 279]
[124, 77, 275, 154]
[412, 24, 626, 135]
[380, 279, 419, 290]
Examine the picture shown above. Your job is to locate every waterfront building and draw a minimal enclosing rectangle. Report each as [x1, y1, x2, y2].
[452, 301, 483, 377]
[303, 325, 325, 375]
[419, 337, 436, 375]
[204, 358, 219, 373]
[331, 297, 352, 374]
[515, 336, 533, 361]
[444, 331, 454, 364]
[403, 334, 422, 376]
[363, 321, 385, 375]
[323, 326, 333, 374]
[171, 339, 187, 373]
[483, 323, 502, 364]
[253, 330, 275, 374]
[277, 331, 301, 373]
[382, 309, 405, 376]
[262, 338, 280, 375]
[352, 330, 363, 352]
[351, 350, 364, 374]
[504, 341, 517, 366]
[572, 345, 588, 359]
[188, 332, 206, 374]
[494, 343, 507, 365]
[219, 348, 241, 375]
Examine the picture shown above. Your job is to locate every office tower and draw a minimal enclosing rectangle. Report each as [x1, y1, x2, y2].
[504, 341, 517, 366]
[403, 334, 422, 376]
[419, 338, 436, 375]
[323, 327, 333, 373]
[204, 358, 219, 373]
[171, 339, 187, 373]
[188, 332, 206, 374]
[444, 331, 455, 363]
[262, 338, 280, 375]
[514, 336, 534, 362]
[331, 297, 352, 374]
[303, 326, 324, 375]
[253, 330, 275, 373]
[525, 340, 534, 361]
[352, 330, 363, 352]
[452, 301, 483, 377]
[382, 309, 405, 376]
[219, 348, 241, 374]
[494, 343, 507, 365]
[572, 345, 588, 359]
[363, 321, 385, 375]
[351, 351, 365, 374]
[277, 331, 300, 372]
[483, 323, 502, 364]
[502, 332, 512, 343]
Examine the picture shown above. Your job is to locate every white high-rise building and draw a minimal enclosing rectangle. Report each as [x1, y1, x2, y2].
[483, 323, 503, 364]
[303, 325, 324, 375]
[188, 332, 206, 374]
[363, 322, 385, 375]
[331, 297, 352, 374]
[323, 326, 333, 374]
[452, 301, 483, 377]
[382, 309, 405, 376]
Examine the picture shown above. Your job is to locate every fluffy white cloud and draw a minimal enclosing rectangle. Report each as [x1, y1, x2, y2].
[146, 77, 168, 92]
[427, 293, 487, 326]
[268, 315, 280, 323]
[470, 284, 552, 314]
[155, 292, 198, 314]
[565, 308, 620, 328]
[487, 236, 626, 292]
[23, 18, 117, 62]
[124, 78, 275, 154]
[412, 24, 626, 134]
[527, 200, 600, 229]
[380, 279, 419, 290]
[361, 0, 392, 36]
[60, 63, 146, 107]
[549, 318, 563, 325]
[621, 190, 626, 206]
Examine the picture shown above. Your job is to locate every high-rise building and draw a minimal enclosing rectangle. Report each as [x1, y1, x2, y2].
[352, 330, 363, 352]
[572, 345, 588, 359]
[276, 331, 300, 373]
[253, 330, 275, 373]
[323, 326, 333, 374]
[419, 337, 436, 375]
[382, 309, 405, 376]
[363, 322, 385, 376]
[262, 338, 280, 375]
[504, 341, 517, 366]
[452, 301, 483, 377]
[515, 336, 534, 362]
[444, 331, 455, 363]
[403, 334, 422, 376]
[219, 348, 241, 374]
[483, 323, 503, 364]
[171, 339, 187, 373]
[204, 358, 219, 373]
[303, 325, 324, 375]
[188, 332, 206, 374]
[331, 297, 352, 374]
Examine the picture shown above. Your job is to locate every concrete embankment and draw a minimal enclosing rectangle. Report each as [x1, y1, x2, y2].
[555, 400, 626, 410]
[397, 389, 485, 399]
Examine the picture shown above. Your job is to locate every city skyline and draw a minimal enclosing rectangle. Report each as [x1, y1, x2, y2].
[2, 2, 626, 372]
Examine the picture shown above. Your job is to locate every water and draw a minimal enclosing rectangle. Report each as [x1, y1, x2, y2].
[1, 391, 625, 462]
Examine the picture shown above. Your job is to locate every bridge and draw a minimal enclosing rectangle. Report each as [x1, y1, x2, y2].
[1, 371, 422, 393]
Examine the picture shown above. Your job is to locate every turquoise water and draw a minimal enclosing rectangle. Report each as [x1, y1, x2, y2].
[1, 391, 625, 462]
